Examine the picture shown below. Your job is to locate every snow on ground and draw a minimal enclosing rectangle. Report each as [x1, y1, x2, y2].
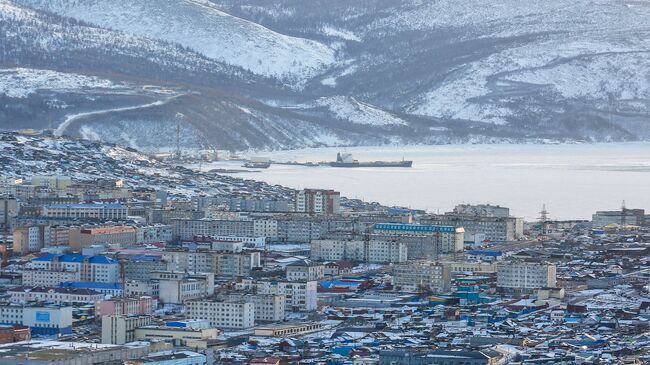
[410, 39, 650, 124]
[0, 68, 120, 98]
[315, 96, 407, 126]
[505, 52, 650, 100]
[17, 0, 337, 84]
[321, 25, 361, 42]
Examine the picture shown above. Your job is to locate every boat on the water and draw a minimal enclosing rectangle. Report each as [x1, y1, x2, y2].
[329, 152, 412, 168]
[242, 161, 271, 169]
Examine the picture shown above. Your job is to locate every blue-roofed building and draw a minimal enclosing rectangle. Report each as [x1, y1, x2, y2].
[467, 250, 503, 261]
[0, 303, 73, 337]
[59, 281, 123, 296]
[31, 254, 119, 283]
[42, 203, 127, 221]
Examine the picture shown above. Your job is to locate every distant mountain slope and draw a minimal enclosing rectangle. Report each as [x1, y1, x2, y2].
[2, 0, 650, 150]
[15, 0, 337, 85]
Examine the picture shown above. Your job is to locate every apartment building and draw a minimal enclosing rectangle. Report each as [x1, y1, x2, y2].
[95, 296, 157, 317]
[392, 261, 451, 293]
[185, 300, 255, 329]
[372, 223, 464, 257]
[21, 269, 80, 287]
[286, 260, 325, 281]
[43, 203, 127, 220]
[496, 263, 557, 291]
[172, 219, 254, 240]
[295, 189, 340, 215]
[101, 315, 153, 345]
[223, 293, 286, 322]
[30, 253, 119, 283]
[310, 237, 408, 263]
[242, 279, 318, 312]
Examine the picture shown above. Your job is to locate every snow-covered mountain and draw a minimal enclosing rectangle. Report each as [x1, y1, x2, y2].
[2, 0, 650, 150]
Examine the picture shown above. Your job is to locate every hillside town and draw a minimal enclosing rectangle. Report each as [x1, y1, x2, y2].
[1, 132, 650, 364]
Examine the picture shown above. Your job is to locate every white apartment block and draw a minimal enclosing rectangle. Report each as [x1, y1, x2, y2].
[392, 261, 451, 293]
[310, 238, 407, 263]
[21, 269, 80, 287]
[101, 315, 153, 345]
[286, 260, 325, 282]
[224, 293, 286, 322]
[172, 219, 254, 240]
[185, 300, 255, 329]
[497, 263, 557, 290]
[253, 219, 279, 238]
[251, 280, 318, 312]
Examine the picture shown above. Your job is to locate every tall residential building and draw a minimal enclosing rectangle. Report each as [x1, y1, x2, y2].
[239, 279, 318, 312]
[172, 219, 254, 240]
[310, 236, 408, 263]
[392, 261, 451, 293]
[372, 223, 464, 257]
[223, 293, 286, 322]
[12, 225, 48, 254]
[185, 300, 255, 329]
[496, 263, 557, 291]
[286, 260, 325, 281]
[295, 189, 340, 215]
[101, 315, 153, 344]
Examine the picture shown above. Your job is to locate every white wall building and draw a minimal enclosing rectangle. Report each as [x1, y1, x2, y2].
[497, 263, 557, 290]
[185, 300, 255, 329]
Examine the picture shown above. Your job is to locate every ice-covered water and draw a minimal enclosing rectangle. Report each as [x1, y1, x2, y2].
[204, 143, 650, 220]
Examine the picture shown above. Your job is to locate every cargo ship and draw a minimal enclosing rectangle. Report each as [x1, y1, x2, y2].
[329, 152, 412, 168]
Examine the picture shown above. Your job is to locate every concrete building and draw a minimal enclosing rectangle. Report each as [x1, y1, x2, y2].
[422, 214, 522, 244]
[496, 263, 557, 291]
[101, 315, 153, 345]
[79, 226, 136, 248]
[443, 261, 498, 274]
[286, 260, 325, 281]
[0, 304, 73, 336]
[172, 219, 254, 240]
[30, 253, 119, 283]
[22, 269, 79, 286]
[253, 322, 323, 337]
[295, 189, 340, 215]
[223, 293, 286, 322]
[185, 300, 254, 329]
[12, 225, 48, 254]
[393, 261, 451, 293]
[135, 224, 172, 244]
[96, 296, 157, 317]
[43, 203, 128, 221]
[0, 340, 154, 365]
[135, 325, 220, 347]
[124, 256, 170, 281]
[163, 249, 261, 279]
[310, 237, 408, 263]
[127, 350, 207, 365]
[372, 223, 464, 257]
[592, 208, 645, 227]
[242, 279, 318, 312]
[8, 286, 103, 305]
[154, 272, 214, 305]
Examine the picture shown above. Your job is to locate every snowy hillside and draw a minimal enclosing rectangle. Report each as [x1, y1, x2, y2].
[16, 0, 337, 85]
[2, 0, 650, 149]
[0, 68, 126, 98]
